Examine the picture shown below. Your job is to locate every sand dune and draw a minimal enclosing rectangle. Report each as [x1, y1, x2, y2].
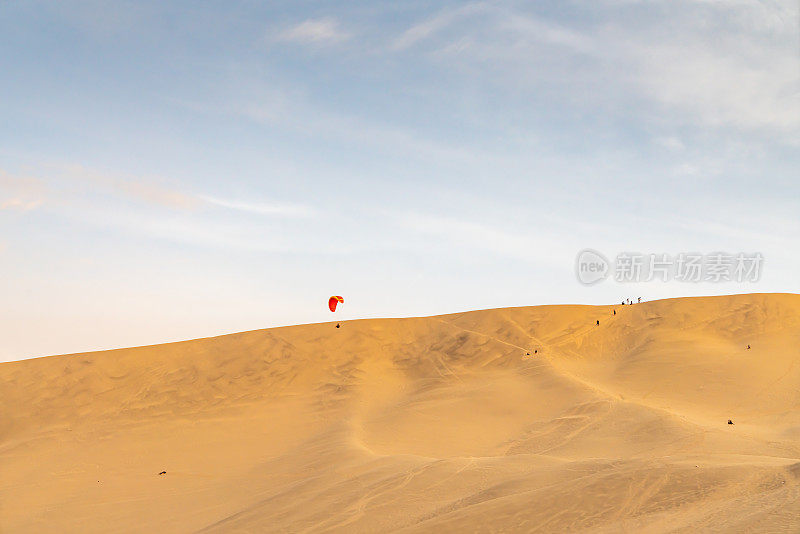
[2, 293, 800, 532]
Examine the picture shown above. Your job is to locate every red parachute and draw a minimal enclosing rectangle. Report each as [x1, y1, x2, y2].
[328, 295, 344, 312]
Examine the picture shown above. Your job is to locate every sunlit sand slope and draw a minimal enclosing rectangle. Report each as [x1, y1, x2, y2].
[2, 293, 799, 532]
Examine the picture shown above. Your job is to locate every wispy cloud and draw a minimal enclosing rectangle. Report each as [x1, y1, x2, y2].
[6, 159, 319, 218]
[275, 17, 350, 45]
[0, 198, 42, 211]
[392, 3, 486, 51]
[199, 194, 315, 218]
[654, 136, 685, 151]
[0, 170, 46, 211]
[399, 212, 571, 267]
[231, 87, 498, 168]
[391, 1, 799, 134]
[1, 163, 322, 252]
[394, 4, 592, 54]
[58, 164, 198, 210]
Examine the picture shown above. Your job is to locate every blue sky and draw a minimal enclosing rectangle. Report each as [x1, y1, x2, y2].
[1, 0, 798, 360]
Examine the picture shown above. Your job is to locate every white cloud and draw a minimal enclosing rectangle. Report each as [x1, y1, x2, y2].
[199, 195, 315, 218]
[633, 41, 799, 131]
[276, 17, 350, 45]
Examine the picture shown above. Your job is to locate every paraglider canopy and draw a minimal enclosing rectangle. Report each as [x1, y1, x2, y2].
[328, 295, 344, 312]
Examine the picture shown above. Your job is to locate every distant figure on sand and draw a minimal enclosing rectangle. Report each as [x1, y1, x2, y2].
[747, 345, 751, 350]
[596, 320, 600, 326]
[728, 420, 734, 425]
[613, 309, 616, 315]
[638, 297, 642, 303]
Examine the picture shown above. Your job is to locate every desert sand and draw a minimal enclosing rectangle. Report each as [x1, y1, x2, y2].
[2, 293, 800, 532]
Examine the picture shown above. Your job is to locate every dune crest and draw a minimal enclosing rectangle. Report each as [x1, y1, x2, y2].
[2, 293, 800, 532]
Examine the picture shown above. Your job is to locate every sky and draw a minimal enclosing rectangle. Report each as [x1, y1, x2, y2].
[1, 0, 798, 361]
